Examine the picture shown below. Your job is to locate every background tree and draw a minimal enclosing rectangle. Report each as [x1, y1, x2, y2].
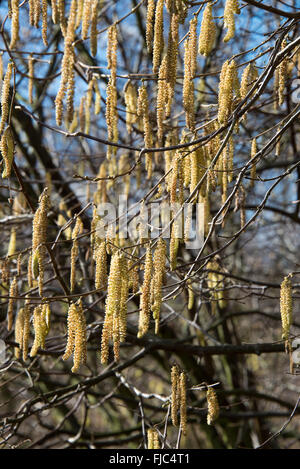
[0, 0, 299, 449]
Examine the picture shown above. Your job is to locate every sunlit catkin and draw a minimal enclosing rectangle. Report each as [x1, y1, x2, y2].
[14, 303, 30, 361]
[218, 60, 238, 124]
[179, 371, 187, 435]
[250, 138, 257, 187]
[63, 300, 86, 373]
[28, 56, 34, 105]
[70, 217, 83, 292]
[1, 126, 14, 178]
[223, 0, 240, 43]
[10, 0, 20, 49]
[124, 81, 138, 134]
[101, 252, 121, 364]
[32, 189, 49, 296]
[55, 0, 77, 125]
[171, 364, 180, 426]
[90, 0, 99, 57]
[152, 0, 164, 73]
[151, 239, 166, 334]
[207, 387, 219, 425]
[198, 3, 216, 57]
[7, 276, 18, 331]
[30, 304, 50, 357]
[146, 0, 155, 53]
[82, 0, 92, 40]
[95, 240, 107, 290]
[280, 274, 292, 341]
[138, 246, 152, 338]
[137, 85, 153, 176]
[42, 0, 48, 46]
[278, 40, 288, 106]
[147, 429, 160, 449]
[0, 62, 13, 134]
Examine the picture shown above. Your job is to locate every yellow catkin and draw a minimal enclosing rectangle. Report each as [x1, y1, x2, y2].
[30, 304, 50, 357]
[28, 56, 34, 105]
[147, 429, 160, 449]
[55, 0, 77, 125]
[33, 0, 41, 28]
[199, 3, 216, 57]
[90, 0, 99, 57]
[223, 0, 240, 43]
[187, 279, 194, 310]
[137, 85, 153, 176]
[70, 217, 83, 292]
[92, 75, 101, 114]
[280, 275, 293, 341]
[63, 300, 86, 372]
[101, 252, 122, 364]
[7, 227, 16, 258]
[157, 55, 168, 145]
[146, 0, 156, 53]
[218, 60, 238, 124]
[207, 387, 219, 425]
[165, 11, 179, 116]
[29, 0, 35, 25]
[171, 364, 180, 426]
[42, 0, 48, 46]
[183, 38, 194, 130]
[51, 0, 59, 24]
[179, 371, 187, 435]
[7, 276, 18, 331]
[14, 305, 30, 360]
[250, 138, 257, 187]
[124, 81, 138, 134]
[278, 40, 288, 106]
[10, 0, 20, 49]
[118, 255, 129, 343]
[32, 189, 49, 296]
[0, 62, 13, 134]
[66, 51, 75, 124]
[138, 246, 152, 338]
[151, 239, 166, 334]
[1, 126, 14, 178]
[152, 0, 164, 73]
[95, 240, 107, 290]
[82, 0, 91, 40]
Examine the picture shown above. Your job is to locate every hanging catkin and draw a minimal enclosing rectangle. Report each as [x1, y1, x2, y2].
[171, 364, 180, 426]
[51, 0, 59, 23]
[7, 276, 18, 331]
[90, 0, 99, 57]
[1, 126, 14, 178]
[207, 387, 219, 425]
[147, 429, 160, 449]
[42, 0, 48, 46]
[0, 62, 13, 134]
[63, 299, 86, 372]
[10, 0, 20, 49]
[106, 25, 118, 158]
[157, 55, 168, 145]
[179, 371, 187, 435]
[278, 40, 288, 106]
[250, 138, 257, 187]
[183, 32, 195, 130]
[124, 81, 138, 134]
[70, 217, 83, 292]
[28, 56, 34, 104]
[165, 11, 179, 116]
[138, 246, 153, 338]
[146, 0, 156, 54]
[218, 60, 238, 124]
[101, 251, 122, 364]
[223, 0, 240, 43]
[280, 274, 293, 341]
[152, 0, 164, 73]
[137, 85, 153, 177]
[55, 0, 77, 125]
[95, 240, 107, 290]
[198, 3, 216, 57]
[81, 0, 92, 40]
[31, 189, 49, 296]
[30, 303, 50, 357]
[14, 303, 31, 361]
[151, 238, 166, 334]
